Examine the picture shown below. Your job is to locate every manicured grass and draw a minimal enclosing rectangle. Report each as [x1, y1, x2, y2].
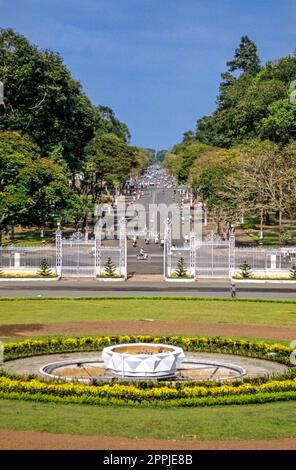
[2, 229, 53, 247]
[0, 298, 296, 327]
[238, 216, 296, 247]
[0, 399, 295, 440]
[251, 231, 296, 248]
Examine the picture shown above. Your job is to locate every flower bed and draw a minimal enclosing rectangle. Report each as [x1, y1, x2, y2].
[4, 335, 293, 364]
[0, 375, 295, 407]
[233, 276, 296, 282]
[96, 274, 125, 282]
[1, 335, 295, 407]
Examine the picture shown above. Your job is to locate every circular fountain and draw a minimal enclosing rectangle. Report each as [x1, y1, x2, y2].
[102, 343, 185, 378]
[37, 343, 253, 383]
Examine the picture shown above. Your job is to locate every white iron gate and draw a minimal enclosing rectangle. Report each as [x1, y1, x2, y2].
[58, 219, 127, 278]
[196, 241, 230, 277]
[61, 239, 95, 277]
[164, 219, 233, 279]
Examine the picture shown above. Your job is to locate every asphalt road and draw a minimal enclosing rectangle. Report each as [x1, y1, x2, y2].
[0, 278, 296, 299]
[125, 185, 179, 274]
[125, 179, 195, 275]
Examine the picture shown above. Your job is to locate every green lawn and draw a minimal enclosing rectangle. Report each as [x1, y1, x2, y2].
[238, 215, 296, 248]
[0, 298, 296, 327]
[2, 229, 54, 247]
[0, 399, 295, 440]
[251, 230, 296, 248]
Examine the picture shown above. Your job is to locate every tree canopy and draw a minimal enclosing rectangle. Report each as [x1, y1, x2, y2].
[84, 133, 140, 198]
[194, 37, 296, 147]
[226, 35, 261, 76]
[166, 38, 296, 235]
[0, 29, 145, 235]
[0, 28, 131, 171]
[0, 131, 80, 238]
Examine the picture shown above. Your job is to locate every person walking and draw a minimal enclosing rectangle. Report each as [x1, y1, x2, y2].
[230, 281, 236, 298]
[132, 235, 137, 248]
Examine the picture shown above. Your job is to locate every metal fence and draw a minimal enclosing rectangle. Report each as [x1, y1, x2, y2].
[235, 248, 296, 272]
[0, 246, 56, 270]
[167, 241, 230, 278]
[59, 241, 124, 278]
[0, 224, 127, 278]
[1, 236, 296, 279]
[163, 223, 296, 278]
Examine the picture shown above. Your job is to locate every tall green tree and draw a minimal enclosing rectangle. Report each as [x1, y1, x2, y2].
[195, 45, 296, 147]
[0, 29, 131, 171]
[93, 106, 131, 143]
[0, 131, 81, 241]
[260, 99, 296, 143]
[133, 148, 153, 176]
[0, 28, 96, 170]
[189, 147, 238, 235]
[169, 141, 210, 183]
[226, 35, 261, 75]
[84, 133, 138, 200]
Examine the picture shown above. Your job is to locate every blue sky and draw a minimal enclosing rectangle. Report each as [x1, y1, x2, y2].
[1, 0, 295, 150]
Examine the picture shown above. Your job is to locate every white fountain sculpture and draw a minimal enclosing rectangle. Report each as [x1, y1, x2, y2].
[102, 343, 185, 378]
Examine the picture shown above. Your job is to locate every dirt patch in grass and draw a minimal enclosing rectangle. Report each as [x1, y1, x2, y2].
[0, 320, 295, 341]
[0, 324, 43, 337]
[0, 428, 295, 450]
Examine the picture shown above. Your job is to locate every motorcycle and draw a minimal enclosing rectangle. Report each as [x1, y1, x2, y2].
[137, 252, 149, 260]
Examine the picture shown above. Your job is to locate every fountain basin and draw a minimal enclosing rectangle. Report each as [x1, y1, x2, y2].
[102, 343, 185, 378]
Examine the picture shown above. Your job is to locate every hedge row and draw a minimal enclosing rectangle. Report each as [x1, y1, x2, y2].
[0, 376, 296, 401]
[4, 335, 293, 365]
[0, 387, 295, 408]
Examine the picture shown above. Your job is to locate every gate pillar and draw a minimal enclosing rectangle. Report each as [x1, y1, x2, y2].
[55, 226, 62, 276]
[94, 222, 102, 276]
[229, 230, 235, 278]
[190, 230, 196, 278]
[119, 217, 127, 279]
[164, 218, 172, 278]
